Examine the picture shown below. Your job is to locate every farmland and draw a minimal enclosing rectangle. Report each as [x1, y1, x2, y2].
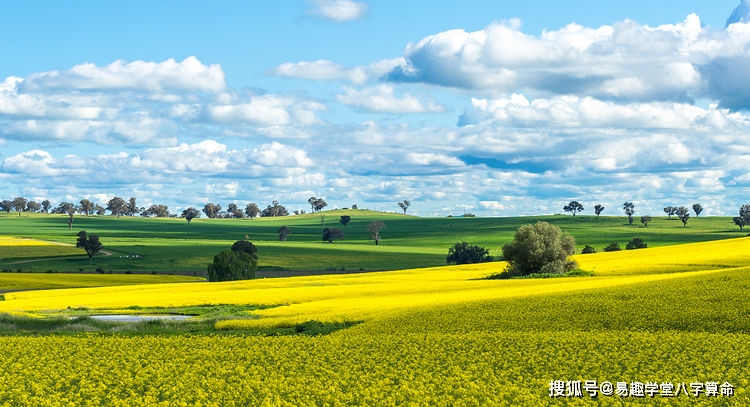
[0, 211, 745, 275]
[0, 212, 748, 404]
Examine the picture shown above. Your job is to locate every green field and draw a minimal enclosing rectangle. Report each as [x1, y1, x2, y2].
[0, 211, 744, 276]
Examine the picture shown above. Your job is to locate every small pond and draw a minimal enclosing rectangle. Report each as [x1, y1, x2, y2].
[88, 314, 192, 323]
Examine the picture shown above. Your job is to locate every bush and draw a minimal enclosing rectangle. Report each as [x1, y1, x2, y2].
[446, 242, 493, 265]
[626, 237, 648, 250]
[581, 245, 596, 254]
[603, 242, 621, 252]
[501, 222, 576, 277]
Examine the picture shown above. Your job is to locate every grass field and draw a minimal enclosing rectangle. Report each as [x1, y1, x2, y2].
[1, 211, 745, 275]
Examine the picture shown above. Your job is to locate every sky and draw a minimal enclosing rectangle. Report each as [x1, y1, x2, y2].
[1, 0, 750, 217]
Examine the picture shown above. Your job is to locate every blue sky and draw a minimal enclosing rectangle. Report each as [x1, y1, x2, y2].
[1, 0, 749, 217]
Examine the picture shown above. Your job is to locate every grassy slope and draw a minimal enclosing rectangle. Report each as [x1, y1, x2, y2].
[0, 211, 743, 275]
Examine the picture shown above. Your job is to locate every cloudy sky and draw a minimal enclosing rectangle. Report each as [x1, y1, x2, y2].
[1, 0, 750, 217]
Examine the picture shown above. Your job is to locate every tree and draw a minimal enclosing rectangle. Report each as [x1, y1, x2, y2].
[79, 199, 95, 216]
[626, 237, 648, 250]
[12, 197, 27, 215]
[261, 200, 288, 217]
[563, 201, 584, 216]
[278, 226, 292, 241]
[623, 202, 635, 225]
[41, 200, 51, 213]
[76, 231, 102, 260]
[676, 206, 690, 227]
[227, 203, 244, 218]
[733, 216, 746, 231]
[692, 203, 703, 217]
[664, 206, 677, 219]
[245, 203, 261, 219]
[594, 204, 604, 216]
[640, 215, 652, 227]
[397, 200, 411, 215]
[207, 249, 257, 282]
[581, 245, 596, 254]
[127, 197, 140, 216]
[339, 215, 351, 231]
[501, 222, 576, 276]
[368, 220, 385, 245]
[95, 205, 106, 215]
[0, 200, 12, 213]
[446, 242, 493, 265]
[308, 196, 327, 213]
[733, 204, 750, 231]
[322, 227, 344, 243]
[25, 201, 41, 213]
[53, 202, 76, 215]
[231, 240, 258, 259]
[203, 203, 221, 219]
[181, 207, 200, 224]
[107, 197, 127, 217]
[143, 204, 169, 217]
[741, 204, 750, 224]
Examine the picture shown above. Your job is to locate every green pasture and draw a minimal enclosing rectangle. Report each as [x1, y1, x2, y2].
[0, 210, 745, 275]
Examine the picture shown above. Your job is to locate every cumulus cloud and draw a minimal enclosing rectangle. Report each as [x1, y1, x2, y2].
[306, 0, 368, 22]
[336, 85, 446, 113]
[205, 94, 326, 126]
[385, 14, 750, 109]
[271, 58, 401, 84]
[20, 56, 226, 93]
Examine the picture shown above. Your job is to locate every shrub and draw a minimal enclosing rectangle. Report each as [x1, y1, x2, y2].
[501, 222, 576, 277]
[603, 242, 621, 252]
[581, 245, 596, 254]
[446, 242, 493, 265]
[626, 238, 648, 250]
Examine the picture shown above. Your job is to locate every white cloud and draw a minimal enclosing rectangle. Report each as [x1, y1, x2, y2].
[205, 94, 325, 126]
[21, 56, 226, 93]
[386, 14, 750, 108]
[336, 85, 446, 113]
[307, 0, 368, 22]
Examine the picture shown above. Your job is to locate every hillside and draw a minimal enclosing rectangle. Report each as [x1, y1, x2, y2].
[0, 211, 744, 274]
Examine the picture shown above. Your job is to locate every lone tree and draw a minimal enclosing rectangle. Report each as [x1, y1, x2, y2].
[181, 207, 200, 224]
[339, 215, 351, 231]
[501, 222, 576, 277]
[563, 201, 584, 216]
[308, 196, 328, 213]
[76, 231, 102, 260]
[676, 206, 690, 227]
[207, 250, 257, 282]
[397, 200, 410, 215]
[594, 204, 605, 216]
[368, 220, 385, 245]
[623, 202, 636, 225]
[322, 227, 344, 243]
[692, 203, 703, 217]
[277, 226, 292, 241]
[734, 204, 750, 231]
[446, 242, 493, 265]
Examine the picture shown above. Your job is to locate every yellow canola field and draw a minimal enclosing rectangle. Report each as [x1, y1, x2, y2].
[2, 237, 748, 330]
[0, 236, 61, 246]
